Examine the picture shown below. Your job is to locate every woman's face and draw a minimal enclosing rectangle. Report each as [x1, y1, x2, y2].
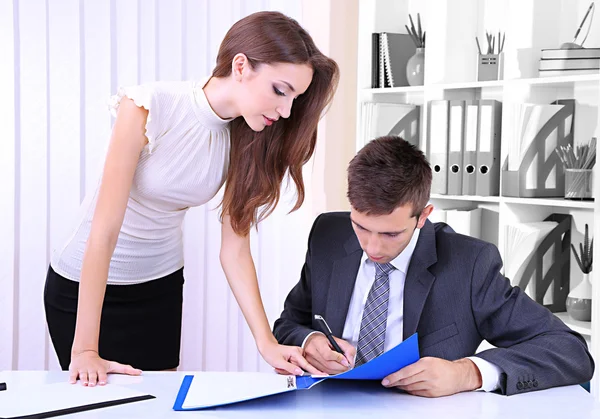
[235, 59, 313, 132]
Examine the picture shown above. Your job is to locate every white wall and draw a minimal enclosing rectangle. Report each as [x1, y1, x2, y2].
[0, 0, 350, 373]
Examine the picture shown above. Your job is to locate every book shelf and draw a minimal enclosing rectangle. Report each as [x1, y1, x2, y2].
[356, 0, 600, 398]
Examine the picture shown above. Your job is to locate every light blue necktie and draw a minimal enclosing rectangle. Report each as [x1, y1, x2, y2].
[355, 262, 395, 366]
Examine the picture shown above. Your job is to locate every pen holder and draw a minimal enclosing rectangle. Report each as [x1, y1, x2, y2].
[565, 169, 594, 200]
[477, 53, 504, 81]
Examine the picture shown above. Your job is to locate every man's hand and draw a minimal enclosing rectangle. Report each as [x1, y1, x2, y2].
[382, 357, 482, 397]
[303, 333, 356, 375]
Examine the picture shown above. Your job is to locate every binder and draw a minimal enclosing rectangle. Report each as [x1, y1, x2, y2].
[447, 101, 465, 195]
[173, 334, 419, 411]
[462, 100, 479, 195]
[379, 33, 416, 88]
[371, 33, 380, 88]
[428, 100, 449, 194]
[476, 100, 502, 196]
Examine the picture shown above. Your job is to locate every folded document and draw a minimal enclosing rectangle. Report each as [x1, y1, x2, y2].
[173, 333, 419, 410]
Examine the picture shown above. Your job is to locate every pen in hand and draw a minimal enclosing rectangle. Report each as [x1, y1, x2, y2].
[314, 314, 345, 355]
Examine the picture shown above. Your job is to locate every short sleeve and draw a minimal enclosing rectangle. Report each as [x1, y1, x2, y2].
[107, 83, 167, 154]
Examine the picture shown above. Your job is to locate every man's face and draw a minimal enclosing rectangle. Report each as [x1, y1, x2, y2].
[350, 204, 432, 264]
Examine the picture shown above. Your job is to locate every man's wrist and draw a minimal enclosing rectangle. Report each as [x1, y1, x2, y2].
[302, 331, 324, 352]
[454, 358, 482, 392]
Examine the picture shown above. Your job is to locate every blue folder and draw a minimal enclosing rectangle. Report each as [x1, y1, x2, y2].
[173, 333, 419, 411]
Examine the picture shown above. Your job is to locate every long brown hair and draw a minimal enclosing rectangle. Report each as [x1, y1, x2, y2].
[213, 11, 339, 236]
[348, 136, 432, 217]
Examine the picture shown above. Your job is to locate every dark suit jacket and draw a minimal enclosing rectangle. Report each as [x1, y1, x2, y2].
[273, 212, 594, 395]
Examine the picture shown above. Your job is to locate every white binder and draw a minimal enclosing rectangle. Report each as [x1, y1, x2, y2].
[428, 100, 450, 194]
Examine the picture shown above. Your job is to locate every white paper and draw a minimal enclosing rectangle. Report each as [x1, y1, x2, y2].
[182, 372, 296, 409]
[446, 208, 482, 238]
[0, 381, 151, 418]
[505, 221, 558, 289]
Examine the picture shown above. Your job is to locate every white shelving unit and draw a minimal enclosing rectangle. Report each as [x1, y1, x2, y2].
[356, 0, 600, 398]
[555, 312, 593, 337]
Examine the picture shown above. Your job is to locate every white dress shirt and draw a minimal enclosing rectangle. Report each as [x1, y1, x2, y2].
[304, 227, 501, 392]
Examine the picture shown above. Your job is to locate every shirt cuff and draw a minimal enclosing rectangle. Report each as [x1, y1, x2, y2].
[301, 331, 325, 349]
[467, 356, 502, 392]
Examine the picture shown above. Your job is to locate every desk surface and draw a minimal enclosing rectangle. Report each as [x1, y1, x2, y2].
[1, 371, 599, 418]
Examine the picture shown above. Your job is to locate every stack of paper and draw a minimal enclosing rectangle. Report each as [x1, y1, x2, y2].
[430, 208, 482, 239]
[505, 221, 558, 297]
[428, 208, 448, 224]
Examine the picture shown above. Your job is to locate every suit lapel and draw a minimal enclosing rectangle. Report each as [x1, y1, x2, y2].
[325, 233, 363, 337]
[403, 220, 438, 339]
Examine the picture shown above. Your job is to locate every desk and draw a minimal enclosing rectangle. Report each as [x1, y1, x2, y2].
[1, 371, 599, 418]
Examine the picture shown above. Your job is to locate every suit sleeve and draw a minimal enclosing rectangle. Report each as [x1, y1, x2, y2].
[471, 243, 594, 395]
[272, 215, 321, 347]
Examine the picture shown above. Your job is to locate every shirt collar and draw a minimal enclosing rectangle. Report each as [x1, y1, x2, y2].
[192, 77, 233, 130]
[361, 228, 421, 275]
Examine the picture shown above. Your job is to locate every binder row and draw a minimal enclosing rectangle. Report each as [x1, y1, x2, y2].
[427, 100, 502, 196]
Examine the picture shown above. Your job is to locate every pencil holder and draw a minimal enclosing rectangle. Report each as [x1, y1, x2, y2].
[477, 53, 504, 81]
[565, 169, 594, 200]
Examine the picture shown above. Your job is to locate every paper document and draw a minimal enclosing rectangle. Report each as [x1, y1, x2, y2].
[0, 381, 154, 419]
[505, 221, 558, 288]
[174, 333, 419, 410]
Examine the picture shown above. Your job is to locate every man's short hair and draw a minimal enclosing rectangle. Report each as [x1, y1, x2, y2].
[347, 136, 432, 217]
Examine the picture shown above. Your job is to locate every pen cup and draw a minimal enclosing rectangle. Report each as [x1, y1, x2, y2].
[565, 169, 594, 200]
[477, 53, 504, 81]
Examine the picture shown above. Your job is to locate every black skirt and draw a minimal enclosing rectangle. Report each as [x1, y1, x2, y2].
[44, 265, 184, 371]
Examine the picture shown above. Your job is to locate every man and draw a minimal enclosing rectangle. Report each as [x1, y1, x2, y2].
[273, 136, 594, 397]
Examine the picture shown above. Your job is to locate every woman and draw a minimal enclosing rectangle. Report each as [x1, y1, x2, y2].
[44, 11, 339, 387]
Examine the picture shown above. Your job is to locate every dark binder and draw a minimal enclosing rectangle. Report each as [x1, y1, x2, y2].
[371, 33, 380, 88]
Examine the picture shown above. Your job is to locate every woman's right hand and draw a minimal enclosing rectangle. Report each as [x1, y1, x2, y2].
[69, 350, 142, 386]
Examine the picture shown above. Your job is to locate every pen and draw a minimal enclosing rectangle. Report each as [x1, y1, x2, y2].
[475, 37, 482, 55]
[573, 2, 595, 42]
[314, 314, 344, 355]
[0, 382, 6, 391]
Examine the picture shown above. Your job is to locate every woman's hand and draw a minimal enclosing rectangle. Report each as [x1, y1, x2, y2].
[260, 342, 325, 376]
[69, 350, 142, 386]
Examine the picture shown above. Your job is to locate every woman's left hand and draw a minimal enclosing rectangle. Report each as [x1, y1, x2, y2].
[260, 342, 326, 376]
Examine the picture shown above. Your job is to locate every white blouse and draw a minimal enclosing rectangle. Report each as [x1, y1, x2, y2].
[51, 78, 232, 284]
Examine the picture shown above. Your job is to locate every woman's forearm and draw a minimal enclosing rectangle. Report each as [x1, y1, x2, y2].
[220, 247, 276, 350]
[220, 216, 276, 350]
[71, 236, 116, 355]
